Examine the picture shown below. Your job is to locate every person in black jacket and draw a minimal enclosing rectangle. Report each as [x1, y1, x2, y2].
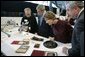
[21, 8, 38, 34]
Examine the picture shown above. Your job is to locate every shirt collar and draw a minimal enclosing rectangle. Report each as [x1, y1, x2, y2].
[77, 8, 84, 18]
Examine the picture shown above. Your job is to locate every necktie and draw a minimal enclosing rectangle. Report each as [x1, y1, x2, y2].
[38, 18, 41, 26]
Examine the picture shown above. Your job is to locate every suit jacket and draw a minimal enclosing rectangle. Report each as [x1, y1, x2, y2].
[68, 10, 84, 56]
[37, 18, 53, 38]
[80, 32, 84, 56]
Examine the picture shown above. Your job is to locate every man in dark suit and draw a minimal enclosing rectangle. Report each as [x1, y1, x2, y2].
[62, 1, 84, 56]
[36, 5, 53, 38]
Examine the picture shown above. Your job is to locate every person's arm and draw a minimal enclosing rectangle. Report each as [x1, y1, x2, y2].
[65, 22, 73, 43]
[31, 14, 38, 33]
[21, 17, 24, 25]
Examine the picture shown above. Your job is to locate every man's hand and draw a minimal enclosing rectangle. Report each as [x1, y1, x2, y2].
[35, 33, 38, 35]
[62, 47, 69, 56]
[49, 37, 54, 41]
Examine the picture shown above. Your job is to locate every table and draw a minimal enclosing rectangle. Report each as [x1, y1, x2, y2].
[1, 27, 71, 56]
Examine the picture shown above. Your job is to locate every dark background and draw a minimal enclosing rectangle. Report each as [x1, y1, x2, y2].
[1, 1, 57, 17]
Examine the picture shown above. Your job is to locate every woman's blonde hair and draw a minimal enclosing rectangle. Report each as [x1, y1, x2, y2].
[44, 11, 56, 20]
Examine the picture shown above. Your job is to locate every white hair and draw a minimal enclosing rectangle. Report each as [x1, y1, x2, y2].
[36, 5, 45, 10]
[66, 1, 84, 10]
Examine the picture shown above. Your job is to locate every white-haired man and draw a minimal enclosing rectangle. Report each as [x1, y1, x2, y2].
[62, 1, 84, 56]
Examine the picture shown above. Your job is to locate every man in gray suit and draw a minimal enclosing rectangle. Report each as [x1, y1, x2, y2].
[62, 1, 84, 56]
[80, 32, 84, 56]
